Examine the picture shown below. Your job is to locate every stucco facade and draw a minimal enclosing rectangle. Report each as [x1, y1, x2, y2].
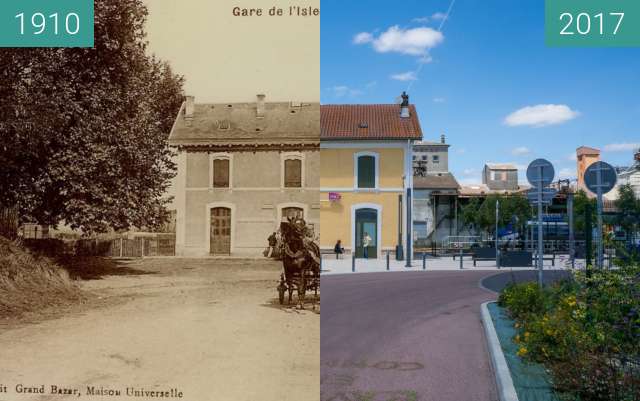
[169, 96, 319, 256]
[320, 100, 422, 259]
[320, 144, 410, 257]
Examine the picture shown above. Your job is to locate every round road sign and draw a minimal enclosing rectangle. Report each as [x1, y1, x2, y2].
[584, 161, 617, 194]
[526, 159, 555, 188]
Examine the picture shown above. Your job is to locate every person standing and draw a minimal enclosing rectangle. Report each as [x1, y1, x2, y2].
[267, 232, 277, 258]
[363, 232, 372, 259]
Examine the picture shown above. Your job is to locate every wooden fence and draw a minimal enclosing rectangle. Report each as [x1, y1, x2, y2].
[75, 235, 176, 258]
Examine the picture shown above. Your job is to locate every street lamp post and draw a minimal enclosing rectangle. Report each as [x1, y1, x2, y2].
[495, 199, 500, 269]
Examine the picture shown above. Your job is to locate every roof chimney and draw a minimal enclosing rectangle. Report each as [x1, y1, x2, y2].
[400, 91, 410, 118]
[184, 96, 195, 118]
[441, 134, 446, 144]
[256, 94, 266, 118]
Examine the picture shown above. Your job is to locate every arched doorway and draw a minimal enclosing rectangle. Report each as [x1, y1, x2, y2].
[210, 207, 231, 255]
[355, 208, 378, 259]
[282, 207, 304, 221]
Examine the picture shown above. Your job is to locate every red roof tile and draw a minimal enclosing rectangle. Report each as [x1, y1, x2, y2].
[321, 104, 423, 140]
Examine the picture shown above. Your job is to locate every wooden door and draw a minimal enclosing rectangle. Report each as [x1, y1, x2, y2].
[210, 208, 231, 255]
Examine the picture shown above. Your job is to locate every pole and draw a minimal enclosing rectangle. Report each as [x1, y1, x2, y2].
[422, 252, 426, 270]
[397, 194, 403, 261]
[352, 253, 356, 273]
[496, 199, 500, 269]
[405, 188, 413, 268]
[537, 166, 544, 287]
[596, 169, 604, 269]
[386, 251, 390, 271]
[568, 192, 575, 269]
[459, 248, 463, 270]
[585, 202, 593, 278]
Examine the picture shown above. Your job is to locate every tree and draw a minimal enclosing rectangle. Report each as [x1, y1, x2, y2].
[614, 184, 640, 244]
[461, 194, 532, 238]
[0, 0, 184, 233]
[572, 190, 597, 234]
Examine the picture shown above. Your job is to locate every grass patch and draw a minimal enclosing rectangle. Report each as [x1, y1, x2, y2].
[0, 236, 85, 319]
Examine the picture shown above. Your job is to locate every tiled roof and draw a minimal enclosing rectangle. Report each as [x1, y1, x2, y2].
[576, 146, 600, 156]
[414, 173, 460, 190]
[321, 104, 423, 140]
[168, 101, 319, 147]
[485, 163, 517, 170]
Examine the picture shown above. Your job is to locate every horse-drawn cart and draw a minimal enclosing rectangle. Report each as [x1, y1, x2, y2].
[276, 219, 320, 308]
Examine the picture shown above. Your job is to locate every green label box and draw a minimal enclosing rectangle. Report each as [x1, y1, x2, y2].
[0, 0, 93, 48]
[546, 0, 640, 47]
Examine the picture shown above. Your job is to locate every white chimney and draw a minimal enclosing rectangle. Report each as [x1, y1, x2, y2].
[185, 96, 195, 118]
[400, 91, 410, 118]
[441, 134, 446, 144]
[256, 94, 266, 118]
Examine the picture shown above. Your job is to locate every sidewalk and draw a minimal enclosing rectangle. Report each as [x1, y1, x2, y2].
[321, 254, 582, 275]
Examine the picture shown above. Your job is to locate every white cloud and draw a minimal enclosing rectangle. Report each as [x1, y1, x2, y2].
[567, 152, 577, 161]
[462, 168, 477, 176]
[504, 104, 580, 127]
[603, 142, 640, 152]
[511, 146, 531, 156]
[431, 12, 448, 20]
[558, 168, 575, 179]
[327, 85, 363, 98]
[352, 32, 373, 44]
[433, 97, 446, 103]
[390, 71, 418, 81]
[412, 16, 430, 23]
[355, 25, 444, 56]
[456, 148, 466, 154]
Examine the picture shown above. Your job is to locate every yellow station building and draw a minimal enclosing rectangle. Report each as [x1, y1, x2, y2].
[320, 95, 423, 259]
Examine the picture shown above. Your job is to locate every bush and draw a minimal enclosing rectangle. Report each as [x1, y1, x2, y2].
[499, 266, 640, 401]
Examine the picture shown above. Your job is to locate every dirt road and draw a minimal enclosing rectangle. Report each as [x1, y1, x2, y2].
[0, 259, 319, 401]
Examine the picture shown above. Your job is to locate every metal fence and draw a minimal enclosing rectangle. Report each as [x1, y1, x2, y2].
[76, 235, 176, 258]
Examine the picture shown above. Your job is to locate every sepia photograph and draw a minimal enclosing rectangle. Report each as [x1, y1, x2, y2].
[0, 1, 319, 400]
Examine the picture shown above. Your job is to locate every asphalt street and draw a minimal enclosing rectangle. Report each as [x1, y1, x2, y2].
[321, 271, 500, 401]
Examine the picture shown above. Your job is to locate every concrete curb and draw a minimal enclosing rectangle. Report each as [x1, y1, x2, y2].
[481, 301, 519, 401]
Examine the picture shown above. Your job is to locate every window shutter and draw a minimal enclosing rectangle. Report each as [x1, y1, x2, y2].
[358, 156, 375, 188]
[213, 159, 230, 188]
[284, 159, 302, 187]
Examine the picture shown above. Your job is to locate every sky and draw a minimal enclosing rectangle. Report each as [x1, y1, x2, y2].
[321, 0, 640, 185]
[143, 0, 319, 103]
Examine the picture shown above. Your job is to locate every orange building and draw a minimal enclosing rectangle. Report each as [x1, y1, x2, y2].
[576, 146, 601, 193]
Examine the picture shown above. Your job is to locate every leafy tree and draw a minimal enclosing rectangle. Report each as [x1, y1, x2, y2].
[572, 190, 597, 234]
[461, 194, 532, 237]
[0, 0, 184, 233]
[614, 184, 640, 243]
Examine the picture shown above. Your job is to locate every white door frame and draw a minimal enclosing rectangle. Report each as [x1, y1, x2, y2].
[351, 203, 382, 259]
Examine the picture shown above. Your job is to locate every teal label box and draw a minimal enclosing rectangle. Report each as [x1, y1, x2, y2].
[0, 0, 94, 48]
[546, 0, 640, 47]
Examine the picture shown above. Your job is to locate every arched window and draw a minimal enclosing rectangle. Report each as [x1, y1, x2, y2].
[355, 152, 378, 189]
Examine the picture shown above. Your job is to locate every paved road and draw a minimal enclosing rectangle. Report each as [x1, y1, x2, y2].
[0, 259, 319, 401]
[321, 271, 499, 401]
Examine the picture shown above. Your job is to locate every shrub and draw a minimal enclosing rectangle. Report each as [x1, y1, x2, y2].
[499, 266, 640, 400]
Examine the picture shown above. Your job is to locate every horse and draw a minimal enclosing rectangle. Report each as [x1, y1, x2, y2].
[278, 218, 320, 308]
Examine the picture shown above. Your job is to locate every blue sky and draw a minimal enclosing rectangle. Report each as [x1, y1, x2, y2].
[321, 0, 640, 185]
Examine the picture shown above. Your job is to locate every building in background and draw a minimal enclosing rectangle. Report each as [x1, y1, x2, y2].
[169, 95, 320, 256]
[412, 136, 460, 248]
[616, 148, 640, 198]
[320, 94, 421, 259]
[482, 163, 519, 191]
[576, 146, 601, 193]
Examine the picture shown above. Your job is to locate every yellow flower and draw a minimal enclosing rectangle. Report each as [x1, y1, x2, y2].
[517, 347, 528, 357]
[524, 332, 530, 339]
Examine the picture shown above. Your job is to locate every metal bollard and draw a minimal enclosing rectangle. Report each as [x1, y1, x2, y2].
[352, 253, 356, 272]
[422, 253, 426, 270]
[386, 251, 390, 271]
[459, 248, 463, 270]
